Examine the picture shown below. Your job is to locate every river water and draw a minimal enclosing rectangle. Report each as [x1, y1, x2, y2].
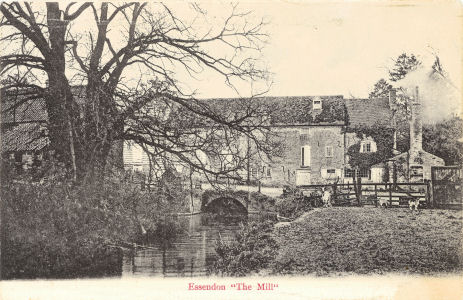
[122, 213, 268, 277]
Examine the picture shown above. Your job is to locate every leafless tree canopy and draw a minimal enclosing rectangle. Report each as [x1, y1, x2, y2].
[0, 2, 273, 182]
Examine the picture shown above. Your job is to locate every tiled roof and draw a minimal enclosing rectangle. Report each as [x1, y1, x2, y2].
[1, 86, 86, 152]
[345, 98, 393, 128]
[204, 95, 346, 125]
[1, 96, 48, 123]
[1, 85, 86, 124]
[1, 123, 49, 152]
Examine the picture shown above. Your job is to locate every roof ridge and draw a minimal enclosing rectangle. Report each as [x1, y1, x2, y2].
[200, 95, 345, 101]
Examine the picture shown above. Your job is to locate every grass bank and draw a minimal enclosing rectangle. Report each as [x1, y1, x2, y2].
[273, 207, 463, 275]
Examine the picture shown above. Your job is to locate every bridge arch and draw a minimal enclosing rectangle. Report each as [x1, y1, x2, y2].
[199, 188, 276, 214]
[202, 196, 247, 214]
[201, 189, 249, 214]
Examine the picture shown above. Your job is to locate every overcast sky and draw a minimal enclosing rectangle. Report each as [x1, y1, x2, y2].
[190, 0, 462, 102]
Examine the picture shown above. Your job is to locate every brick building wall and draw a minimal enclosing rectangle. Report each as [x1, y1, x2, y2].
[259, 125, 345, 186]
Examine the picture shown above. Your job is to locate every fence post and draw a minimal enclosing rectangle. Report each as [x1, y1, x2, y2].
[389, 183, 392, 207]
[374, 184, 378, 207]
[426, 180, 433, 208]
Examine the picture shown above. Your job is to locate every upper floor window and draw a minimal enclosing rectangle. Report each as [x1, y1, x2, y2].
[313, 98, 322, 110]
[360, 140, 376, 153]
[363, 142, 371, 152]
[300, 133, 309, 143]
[325, 146, 333, 157]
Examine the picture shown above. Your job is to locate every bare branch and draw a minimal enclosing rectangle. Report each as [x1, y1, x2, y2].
[64, 2, 92, 21]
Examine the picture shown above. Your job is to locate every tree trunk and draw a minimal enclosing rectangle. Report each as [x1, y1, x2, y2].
[45, 3, 78, 179]
[78, 78, 121, 182]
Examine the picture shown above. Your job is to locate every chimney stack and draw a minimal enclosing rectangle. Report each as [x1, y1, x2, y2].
[409, 86, 422, 164]
[388, 89, 396, 111]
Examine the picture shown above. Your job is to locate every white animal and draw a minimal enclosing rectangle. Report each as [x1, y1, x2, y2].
[378, 198, 388, 208]
[409, 198, 420, 210]
[322, 188, 332, 207]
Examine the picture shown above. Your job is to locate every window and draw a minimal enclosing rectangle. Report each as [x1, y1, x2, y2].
[410, 166, 423, 181]
[360, 140, 376, 153]
[358, 168, 370, 178]
[300, 133, 309, 143]
[362, 142, 371, 153]
[322, 168, 338, 179]
[301, 146, 311, 167]
[325, 146, 333, 158]
[344, 168, 370, 178]
[251, 168, 257, 178]
[313, 97, 322, 110]
[263, 166, 271, 177]
[344, 168, 354, 178]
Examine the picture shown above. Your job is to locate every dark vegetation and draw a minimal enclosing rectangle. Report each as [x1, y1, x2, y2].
[423, 117, 463, 166]
[0, 160, 186, 279]
[346, 125, 395, 170]
[275, 187, 314, 218]
[212, 219, 278, 276]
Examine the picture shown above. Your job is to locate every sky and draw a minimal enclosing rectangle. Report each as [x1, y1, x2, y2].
[2, 1, 461, 118]
[187, 0, 462, 106]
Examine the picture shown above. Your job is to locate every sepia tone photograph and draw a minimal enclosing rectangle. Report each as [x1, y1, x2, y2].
[0, 1, 462, 299]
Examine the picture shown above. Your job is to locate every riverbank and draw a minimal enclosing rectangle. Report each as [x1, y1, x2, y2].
[0, 167, 188, 279]
[272, 207, 463, 275]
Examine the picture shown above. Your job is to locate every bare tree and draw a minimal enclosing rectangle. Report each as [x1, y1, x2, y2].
[1, 2, 272, 182]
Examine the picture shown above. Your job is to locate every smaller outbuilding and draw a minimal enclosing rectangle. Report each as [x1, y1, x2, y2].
[385, 87, 444, 183]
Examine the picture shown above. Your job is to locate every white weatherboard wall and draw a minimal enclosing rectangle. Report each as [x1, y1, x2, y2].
[123, 141, 149, 170]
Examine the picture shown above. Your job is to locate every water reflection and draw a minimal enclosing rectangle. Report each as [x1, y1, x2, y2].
[122, 213, 254, 277]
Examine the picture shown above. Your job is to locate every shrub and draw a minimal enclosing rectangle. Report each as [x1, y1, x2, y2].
[0, 160, 186, 279]
[212, 220, 278, 276]
[0, 178, 128, 279]
[275, 193, 311, 218]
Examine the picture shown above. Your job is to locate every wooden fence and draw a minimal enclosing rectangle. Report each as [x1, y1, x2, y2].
[431, 166, 462, 209]
[298, 182, 430, 208]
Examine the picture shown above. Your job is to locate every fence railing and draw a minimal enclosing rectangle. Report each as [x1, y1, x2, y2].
[297, 182, 431, 208]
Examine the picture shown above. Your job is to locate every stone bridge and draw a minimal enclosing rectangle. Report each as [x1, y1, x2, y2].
[200, 188, 276, 214]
